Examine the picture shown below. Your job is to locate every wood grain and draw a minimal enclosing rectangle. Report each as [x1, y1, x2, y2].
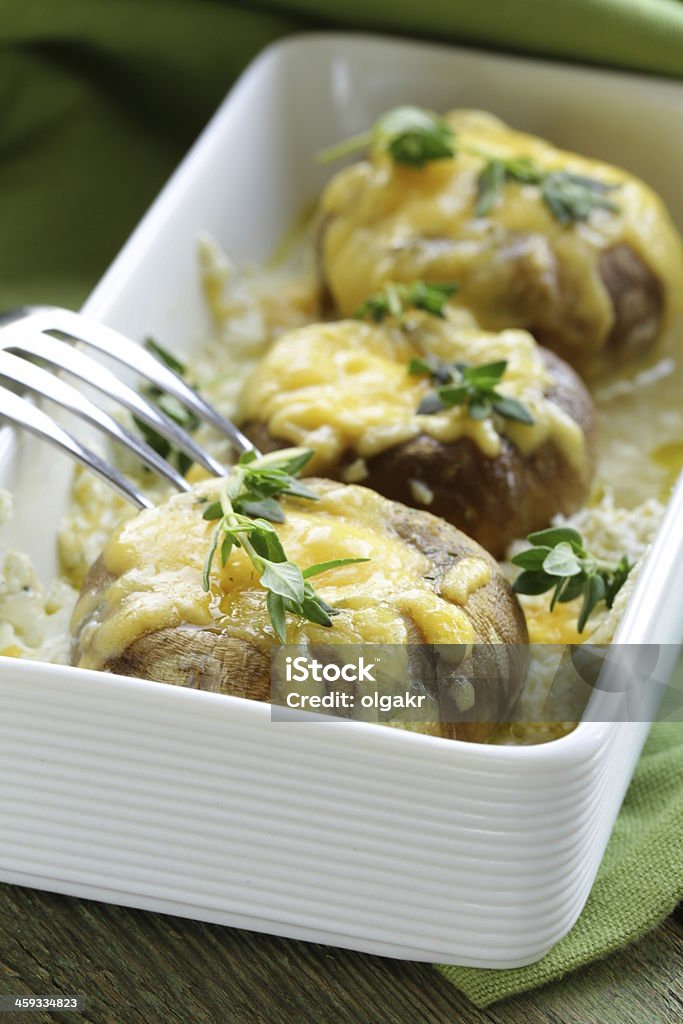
[0, 886, 680, 1024]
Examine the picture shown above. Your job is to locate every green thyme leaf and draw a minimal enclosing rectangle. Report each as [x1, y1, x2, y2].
[317, 104, 619, 224]
[604, 555, 633, 609]
[512, 528, 633, 633]
[260, 561, 305, 604]
[463, 360, 508, 385]
[542, 542, 582, 578]
[552, 574, 585, 612]
[156, 392, 195, 426]
[302, 557, 370, 579]
[278, 478, 320, 501]
[220, 534, 233, 567]
[409, 356, 437, 377]
[491, 396, 535, 425]
[556, 574, 587, 604]
[502, 156, 545, 184]
[511, 569, 559, 596]
[510, 546, 552, 571]
[378, 107, 456, 167]
[541, 171, 619, 224]
[144, 338, 187, 376]
[410, 357, 534, 426]
[527, 526, 584, 549]
[236, 497, 286, 522]
[475, 155, 618, 224]
[299, 591, 335, 628]
[267, 591, 287, 643]
[249, 448, 314, 476]
[248, 521, 288, 564]
[317, 106, 456, 168]
[203, 527, 220, 592]
[436, 384, 469, 407]
[354, 280, 458, 323]
[417, 393, 448, 415]
[475, 155, 545, 216]
[409, 356, 453, 384]
[578, 574, 607, 633]
[476, 158, 506, 216]
[467, 397, 493, 420]
[238, 448, 258, 465]
[200, 449, 367, 639]
[202, 501, 224, 521]
[133, 337, 200, 475]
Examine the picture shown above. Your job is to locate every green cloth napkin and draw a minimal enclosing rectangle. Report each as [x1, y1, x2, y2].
[439, 720, 683, 1005]
[2, 0, 682, 312]
[1, 0, 682, 1008]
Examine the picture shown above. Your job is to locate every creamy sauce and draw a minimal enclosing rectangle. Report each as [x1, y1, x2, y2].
[71, 479, 478, 671]
[240, 313, 587, 474]
[593, 328, 683, 506]
[321, 110, 683, 365]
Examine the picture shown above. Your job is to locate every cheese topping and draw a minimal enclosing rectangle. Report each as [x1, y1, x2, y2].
[71, 480, 478, 670]
[441, 556, 491, 605]
[240, 314, 587, 473]
[321, 109, 683, 360]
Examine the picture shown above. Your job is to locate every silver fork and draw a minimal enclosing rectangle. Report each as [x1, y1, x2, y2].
[0, 305, 257, 509]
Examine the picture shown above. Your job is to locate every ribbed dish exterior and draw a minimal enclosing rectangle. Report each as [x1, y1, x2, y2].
[0, 663, 649, 966]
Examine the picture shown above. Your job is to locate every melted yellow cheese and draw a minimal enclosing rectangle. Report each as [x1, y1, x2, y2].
[71, 479, 478, 670]
[321, 109, 683, 363]
[0, 644, 23, 658]
[240, 313, 587, 474]
[441, 556, 490, 605]
[523, 600, 583, 646]
[650, 440, 683, 499]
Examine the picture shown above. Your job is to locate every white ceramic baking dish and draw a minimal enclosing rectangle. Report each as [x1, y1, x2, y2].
[1, 33, 683, 969]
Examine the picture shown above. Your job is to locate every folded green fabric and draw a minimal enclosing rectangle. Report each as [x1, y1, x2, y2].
[1, 0, 682, 312]
[438, 719, 683, 1005]
[1, 0, 682, 1009]
[258, 0, 683, 77]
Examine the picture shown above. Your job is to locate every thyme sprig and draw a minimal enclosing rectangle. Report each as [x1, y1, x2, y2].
[318, 105, 620, 224]
[318, 106, 456, 169]
[409, 356, 535, 425]
[511, 526, 633, 633]
[354, 280, 458, 323]
[201, 449, 369, 641]
[476, 157, 620, 223]
[133, 338, 200, 475]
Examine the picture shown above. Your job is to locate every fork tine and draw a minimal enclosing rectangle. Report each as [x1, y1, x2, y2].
[2, 331, 227, 477]
[20, 306, 256, 456]
[0, 384, 153, 510]
[0, 351, 191, 493]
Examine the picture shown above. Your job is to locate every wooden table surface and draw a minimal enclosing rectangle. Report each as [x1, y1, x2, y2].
[0, 885, 680, 1023]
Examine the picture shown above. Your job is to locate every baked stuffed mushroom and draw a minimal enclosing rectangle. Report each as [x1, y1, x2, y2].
[319, 108, 683, 375]
[240, 309, 597, 557]
[71, 472, 528, 743]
